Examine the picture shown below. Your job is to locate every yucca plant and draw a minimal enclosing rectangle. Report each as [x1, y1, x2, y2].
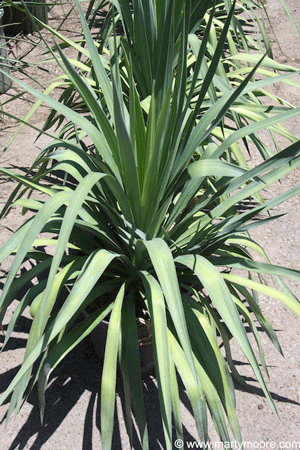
[26, 0, 300, 165]
[5, 0, 297, 165]
[1, 0, 300, 448]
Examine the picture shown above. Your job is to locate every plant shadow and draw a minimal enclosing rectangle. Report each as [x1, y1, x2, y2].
[232, 360, 300, 406]
[0, 324, 197, 450]
[1, 264, 299, 449]
[1, 271, 300, 449]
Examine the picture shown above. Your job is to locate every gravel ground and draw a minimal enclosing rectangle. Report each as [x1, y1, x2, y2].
[0, 1, 300, 449]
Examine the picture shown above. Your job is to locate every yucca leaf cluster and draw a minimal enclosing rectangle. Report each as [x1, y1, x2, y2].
[1, 1, 300, 448]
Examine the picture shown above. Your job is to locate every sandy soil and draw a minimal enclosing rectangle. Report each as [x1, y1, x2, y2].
[0, 1, 300, 448]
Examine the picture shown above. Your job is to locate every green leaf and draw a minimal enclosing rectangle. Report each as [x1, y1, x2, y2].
[0, 249, 118, 409]
[141, 271, 172, 449]
[119, 291, 149, 450]
[223, 273, 300, 317]
[167, 329, 208, 441]
[143, 240, 193, 370]
[0, 190, 72, 306]
[175, 254, 277, 413]
[101, 283, 125, 450]
[187, 159, 247, 179]
[38, 302, 114, 421]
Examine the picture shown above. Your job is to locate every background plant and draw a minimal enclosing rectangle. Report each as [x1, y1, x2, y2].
[0, 1, 300, 449]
